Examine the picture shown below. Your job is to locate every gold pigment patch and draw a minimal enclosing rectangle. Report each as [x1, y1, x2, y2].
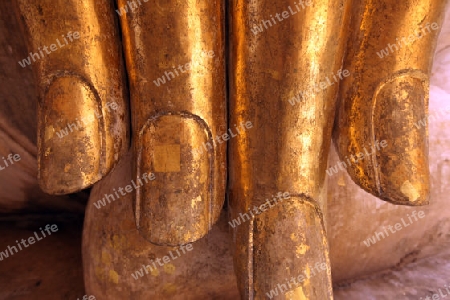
[154, 144, 181, 172]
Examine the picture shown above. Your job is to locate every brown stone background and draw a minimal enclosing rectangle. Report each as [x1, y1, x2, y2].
[0, 0, 448, 299]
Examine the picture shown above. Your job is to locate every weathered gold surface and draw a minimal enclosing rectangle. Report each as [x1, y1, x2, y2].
[229, 0, 352, 298]
[83, 152, 238, 299]
[117, 0, 226, 245]
[333, 0, 446, 205]
[10, 0, 448, 299]
[15, 0, 130, 195]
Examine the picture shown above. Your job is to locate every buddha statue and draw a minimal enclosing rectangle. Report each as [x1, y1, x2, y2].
[14, 0, 446, 298]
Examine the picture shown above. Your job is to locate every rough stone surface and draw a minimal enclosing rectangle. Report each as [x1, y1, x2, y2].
[334, 245, 450, 300]
[0, 215, 85, 299]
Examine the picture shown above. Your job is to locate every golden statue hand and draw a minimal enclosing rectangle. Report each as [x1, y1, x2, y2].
[333, 0, 446, 206]
[13, 0, 446, 299]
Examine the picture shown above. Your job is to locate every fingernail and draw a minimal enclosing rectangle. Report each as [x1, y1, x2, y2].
[233, 196, 332, 299]
[38, 76, 104, 194]
[373, 75, 430, 205]
[135, 114, 212, 246]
